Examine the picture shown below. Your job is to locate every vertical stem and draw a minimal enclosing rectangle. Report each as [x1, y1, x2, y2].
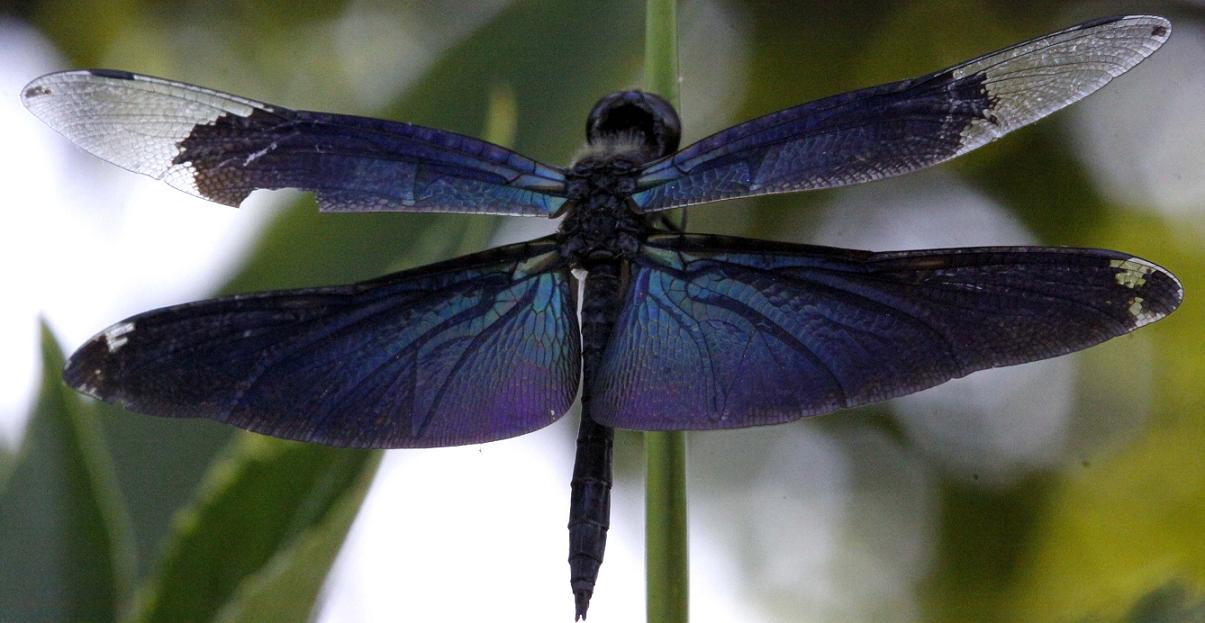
[644, 0, 679, 105]
[644, 432, 687, 623]
[643, 1, 688, 622]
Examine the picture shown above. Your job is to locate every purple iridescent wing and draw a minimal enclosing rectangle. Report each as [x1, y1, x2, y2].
[632, 15, 1168, 212]
[22, 69, 567, 216]
[592, 234, 1180, 429]
[63, 239, 580, 448]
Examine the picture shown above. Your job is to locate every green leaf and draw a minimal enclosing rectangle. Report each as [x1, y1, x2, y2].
[128, 436, 378, 623]
[0, 322, 134, 623]
[213, 452, 379, 623]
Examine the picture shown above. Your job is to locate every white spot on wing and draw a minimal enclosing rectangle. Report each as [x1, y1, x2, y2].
[243, 142, 276, 166]
[103, 321, 135, 353]
[1127, 295, 1165, 328]
[1128, 296, 1145, 318]
[1110, 258, 1154, 289]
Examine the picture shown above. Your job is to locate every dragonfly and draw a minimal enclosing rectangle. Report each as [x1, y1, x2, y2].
[23, 15, 1181, 619]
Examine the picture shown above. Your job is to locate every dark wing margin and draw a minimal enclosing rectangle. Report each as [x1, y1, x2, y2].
[22, 69, 568, 216]
[592, 234, 1181, 430]
[63, 238, 580, 448]
[631, 15, 1170, 212]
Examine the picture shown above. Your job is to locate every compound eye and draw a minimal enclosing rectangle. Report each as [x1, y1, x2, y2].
[586, 91, 681, 158]
[639, 92, 681, 156]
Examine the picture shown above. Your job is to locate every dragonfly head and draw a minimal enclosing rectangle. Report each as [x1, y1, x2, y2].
[586, 90, 681, 160]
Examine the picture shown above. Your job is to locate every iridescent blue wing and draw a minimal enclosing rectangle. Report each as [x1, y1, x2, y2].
[63, 239, 580, 447]
[593, 234, 1181, 429]
[22, 70, 567, 216]
[632, 15, 1169, 212]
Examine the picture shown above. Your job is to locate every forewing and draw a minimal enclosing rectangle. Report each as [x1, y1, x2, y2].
[632, 15, 1169, 212]
[63, 239, 580, 448]
[22, 69, 568, 216]
[593, 234, 1181, 430]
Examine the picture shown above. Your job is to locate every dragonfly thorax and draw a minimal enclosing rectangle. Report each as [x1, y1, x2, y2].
[559, 159, 649, 267]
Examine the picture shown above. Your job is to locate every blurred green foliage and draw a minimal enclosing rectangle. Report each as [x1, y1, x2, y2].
[3, 0, 1202, 621]
[0, 325, 132, 623]
[129, 436, 377, 623]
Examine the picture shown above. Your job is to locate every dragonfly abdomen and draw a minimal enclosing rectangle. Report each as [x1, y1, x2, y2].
[568, 259, 624, 619]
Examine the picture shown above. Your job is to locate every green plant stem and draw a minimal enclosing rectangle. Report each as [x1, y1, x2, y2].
[644, 0, 679, 105]
[644, 431, 688, 623]
[643, 1, 688, 622]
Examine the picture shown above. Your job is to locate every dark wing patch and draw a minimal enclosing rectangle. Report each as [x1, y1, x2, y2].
[22, 70, 568, 216]
[591, 234, 1181, 430]
[632, 15, 1169, 212]
[64, 239, 581, 448]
